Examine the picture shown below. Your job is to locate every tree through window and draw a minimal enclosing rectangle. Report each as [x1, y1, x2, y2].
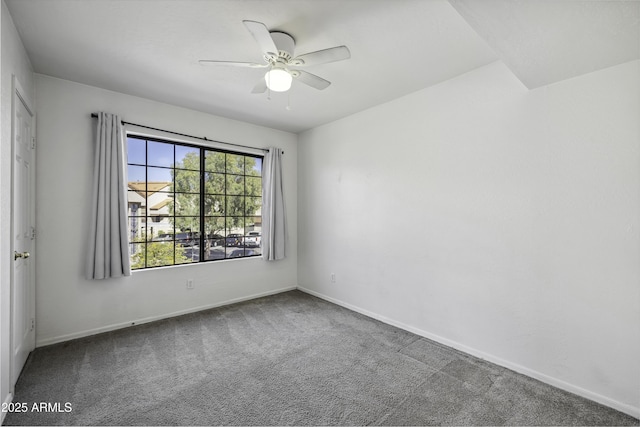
[126, 135, 263, 269]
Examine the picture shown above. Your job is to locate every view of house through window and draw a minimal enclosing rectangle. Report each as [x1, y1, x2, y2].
[126, 135, 263, 269]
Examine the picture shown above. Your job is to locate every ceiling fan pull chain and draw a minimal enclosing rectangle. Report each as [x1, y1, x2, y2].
[267, 71, 271, 100]
[286, 92, 291, 111]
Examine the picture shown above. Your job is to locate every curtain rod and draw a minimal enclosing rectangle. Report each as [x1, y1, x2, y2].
[90, 113, 279, 154]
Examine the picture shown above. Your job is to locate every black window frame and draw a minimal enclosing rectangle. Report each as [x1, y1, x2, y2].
[126, 134, 264, 270]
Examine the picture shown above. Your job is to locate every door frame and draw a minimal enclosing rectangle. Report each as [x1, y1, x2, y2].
[9, 74, 36, 392]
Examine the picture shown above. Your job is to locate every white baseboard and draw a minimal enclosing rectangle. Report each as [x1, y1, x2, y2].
[297, 286, 640, 420]
[2, 392, 13, 424]
[36, 286, 297, 347]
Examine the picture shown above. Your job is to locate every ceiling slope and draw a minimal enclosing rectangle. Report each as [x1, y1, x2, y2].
[449, 0, 640, 89]
[5, 1, 638, 131]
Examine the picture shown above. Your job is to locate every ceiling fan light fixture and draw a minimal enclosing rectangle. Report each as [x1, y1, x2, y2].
[265, 68, 292, 92]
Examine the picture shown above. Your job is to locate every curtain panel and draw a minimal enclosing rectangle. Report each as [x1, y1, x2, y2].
[86, 112, 131, 279]
[262, 147, 287, 260]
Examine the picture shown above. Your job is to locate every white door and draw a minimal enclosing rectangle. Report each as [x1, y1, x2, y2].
[11, 77, 36, 387]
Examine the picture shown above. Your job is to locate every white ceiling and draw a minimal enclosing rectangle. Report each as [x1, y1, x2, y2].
[5, 0, 639, 133]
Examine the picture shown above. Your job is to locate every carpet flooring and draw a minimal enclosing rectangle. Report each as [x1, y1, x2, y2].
[3, 290, 638, 426]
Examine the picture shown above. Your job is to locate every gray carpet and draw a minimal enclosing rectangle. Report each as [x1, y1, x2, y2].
[3, 290, 638, 426]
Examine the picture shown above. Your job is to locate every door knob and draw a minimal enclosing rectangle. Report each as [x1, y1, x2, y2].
[14, 251, 30, 260]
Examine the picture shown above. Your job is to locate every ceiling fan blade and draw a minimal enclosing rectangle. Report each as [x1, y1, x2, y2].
[292, 70, 331, 90]
[251, 78, 267, 94]
[290, 46, 350, 67]
[199, 60, 267, 68]
[243, 20, 278, 56]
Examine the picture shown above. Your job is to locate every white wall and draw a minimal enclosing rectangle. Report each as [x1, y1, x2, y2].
[34, 74, 297, 346]
[298, 60, 640, 416]
[0, 0, 34, 417]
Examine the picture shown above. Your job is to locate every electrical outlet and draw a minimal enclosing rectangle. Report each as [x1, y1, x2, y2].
[331, 273, 336, 283]
[186, 279, 194, 290]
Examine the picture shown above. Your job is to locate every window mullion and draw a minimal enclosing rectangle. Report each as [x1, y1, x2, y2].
[172, 144, 176, 266]
[200, 148, 205, 262]
[144, 139, 148, 268]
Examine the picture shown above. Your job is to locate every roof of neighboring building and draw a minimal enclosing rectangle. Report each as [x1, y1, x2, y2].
[151, 199, 172, 210]
[128, 181, 171, 197]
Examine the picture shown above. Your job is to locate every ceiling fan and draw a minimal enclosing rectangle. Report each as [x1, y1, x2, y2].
[199, 20, 350, 93]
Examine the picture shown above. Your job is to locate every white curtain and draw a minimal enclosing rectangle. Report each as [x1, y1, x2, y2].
[86, 112, 131, 279]
[262, 147, 287, 260]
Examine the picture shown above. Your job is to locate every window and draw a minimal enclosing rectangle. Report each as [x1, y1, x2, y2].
[126, 135, 263, 269]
